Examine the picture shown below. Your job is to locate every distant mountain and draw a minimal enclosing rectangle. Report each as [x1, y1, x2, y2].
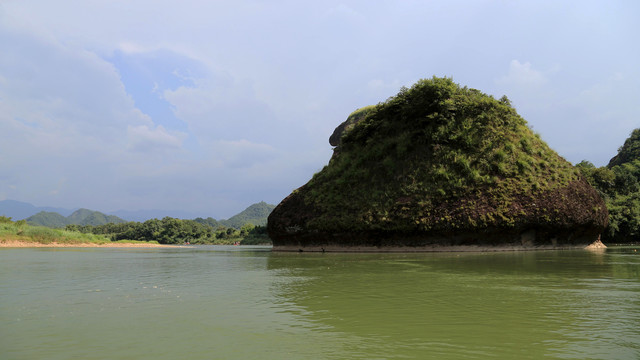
[2, 199, 275, 229]
[69, 208, 127, 226]
[111, 202, 275, 227]
[193, 217, 221, 229]
[25, 211, 70, 227]
[219, 201, 276, 228]
[27, 209, 127, 228]
[0, 200, 75, 220]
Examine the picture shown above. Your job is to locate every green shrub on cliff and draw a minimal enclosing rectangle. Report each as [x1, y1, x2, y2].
[268, 77, 607, 248]
[608, 129, 640, 168]
[304, 77, 587, 232]
[578, 129, 640, 243]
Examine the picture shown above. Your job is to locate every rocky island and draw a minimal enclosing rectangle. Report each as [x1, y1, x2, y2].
[268, 77, 608, 251]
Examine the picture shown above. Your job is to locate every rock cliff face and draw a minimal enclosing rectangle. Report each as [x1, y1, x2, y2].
[268, 77, 608, 251]
[608, 128, 640, 168]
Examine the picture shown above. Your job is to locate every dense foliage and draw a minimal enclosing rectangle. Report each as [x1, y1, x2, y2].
[329, 105, 376, 146]
[193, 216, 221, 229]
[25, 211, 68, 227]
[10, 202, 276, 245]
[300, 77, 596, 232]
[67, 217, 270, 245]
[0, 216, 112, 244]
[577, 129, 640, 243]
[269, 77, 607, 248]
[26, 208, 126, 227]
[23, 202, 275, 231]
[218, 201, 276, 228]
[608, 129, 640, 168]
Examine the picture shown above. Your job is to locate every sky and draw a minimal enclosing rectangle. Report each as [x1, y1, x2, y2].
[1, 1, 639, 218]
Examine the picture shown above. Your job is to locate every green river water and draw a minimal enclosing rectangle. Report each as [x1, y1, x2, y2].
[1, 245, 639, 359]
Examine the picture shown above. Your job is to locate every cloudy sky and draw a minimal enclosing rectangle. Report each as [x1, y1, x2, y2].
[1, 1, 638, 218]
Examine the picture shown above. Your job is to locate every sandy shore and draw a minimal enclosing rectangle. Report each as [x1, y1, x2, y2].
[0, 239, 177, 248]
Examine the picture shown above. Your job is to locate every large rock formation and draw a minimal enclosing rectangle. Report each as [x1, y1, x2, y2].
[268, 77, 608, 251]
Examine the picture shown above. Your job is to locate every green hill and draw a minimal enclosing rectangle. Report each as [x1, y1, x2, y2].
[608, 129, 640, 168]
[269, 77, 608, 250]
[578, 128, 640, 243]
[24, 202, 275, 230]
[26, 211, 70, 228]
[27, 209, 126, 228]
[67, 208, 126, 226]
[193, 217, 221, 229]
[220, 202, 276, 228]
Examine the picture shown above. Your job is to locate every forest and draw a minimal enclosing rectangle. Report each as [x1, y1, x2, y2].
[65, 218, 269, 245]
[577, 129, 640, 243]
[0, 201, 276, 245]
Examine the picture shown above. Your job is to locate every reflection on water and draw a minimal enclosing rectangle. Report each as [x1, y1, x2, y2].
[1, 246, 639, 359]
[266, 248, 640, 359]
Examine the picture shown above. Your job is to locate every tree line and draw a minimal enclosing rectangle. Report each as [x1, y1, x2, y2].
[65, 217, 269, 245]
[577, 129, 640, 243]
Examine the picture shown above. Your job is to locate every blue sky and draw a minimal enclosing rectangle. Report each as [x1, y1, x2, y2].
[1, 1, 638, 218]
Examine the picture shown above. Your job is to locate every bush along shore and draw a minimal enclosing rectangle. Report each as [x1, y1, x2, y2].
[0, 216, 271, 247]
[0, 216, 159, 247]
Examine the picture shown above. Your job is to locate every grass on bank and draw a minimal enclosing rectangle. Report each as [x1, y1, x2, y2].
[0, 216, 270, 246]
[0, 217, 157, 245]
[1, 221, 109, 245]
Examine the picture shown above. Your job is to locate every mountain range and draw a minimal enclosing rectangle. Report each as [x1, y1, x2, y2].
[0, 200, 275, 229]
[0, 199, 76, 219]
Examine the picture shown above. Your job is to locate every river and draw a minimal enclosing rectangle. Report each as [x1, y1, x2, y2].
[1, 245, 639, 359]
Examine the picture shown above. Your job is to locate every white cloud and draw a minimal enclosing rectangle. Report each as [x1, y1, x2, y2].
[163, 75, 279, 144]
[127, 125, 186, 153]
[327, 3, 364, 21]
[117, 41, 150, 55]
[554, 73, 640, 164]
[0, 26, 151, 137]
[497, 60, 548, 87]
[367, 79, 385, 90]
[0, 22, 187, 209]
[363, 78, 406, 99]
[494, 59, 640, 166]
[211, 139, 277, 168]
[1, 0, 638, 216]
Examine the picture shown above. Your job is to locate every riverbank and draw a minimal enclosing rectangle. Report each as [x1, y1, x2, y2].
[1, 218, 272, 248]
[0, 238, 175, 248]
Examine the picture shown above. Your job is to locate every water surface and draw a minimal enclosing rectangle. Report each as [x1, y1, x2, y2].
[1, 245, 639, 359]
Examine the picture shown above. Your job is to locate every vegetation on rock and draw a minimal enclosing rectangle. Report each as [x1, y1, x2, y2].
[268, 77, 608, 249]
[577, 128, 640, 243]
[329, 105, 376, 147]
[607, 129, 640, 168]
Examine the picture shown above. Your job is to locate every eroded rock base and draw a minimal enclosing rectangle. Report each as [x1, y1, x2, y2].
[273, 241, 605, 253]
